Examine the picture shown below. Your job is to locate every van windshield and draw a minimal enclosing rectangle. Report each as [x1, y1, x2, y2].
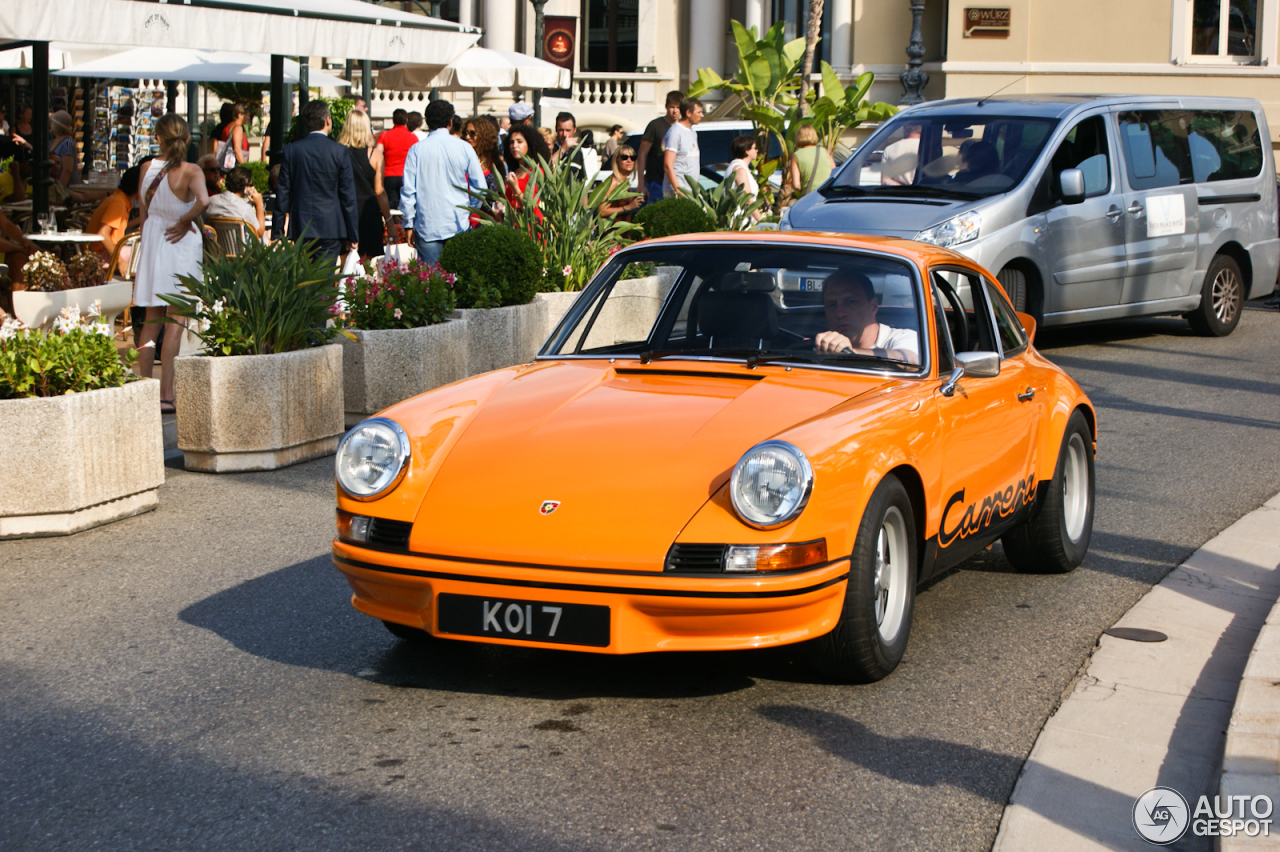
[828, 115, 1058, 199]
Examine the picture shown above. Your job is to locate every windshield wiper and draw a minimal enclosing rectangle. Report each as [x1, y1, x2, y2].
[637, 348, 766, 364]
[827, 183, 979, 201]
[636, 348, 917, 371]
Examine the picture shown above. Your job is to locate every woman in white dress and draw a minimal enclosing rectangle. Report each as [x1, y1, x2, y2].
[726, 134, 763, 222]
[134, 114, 209, 413]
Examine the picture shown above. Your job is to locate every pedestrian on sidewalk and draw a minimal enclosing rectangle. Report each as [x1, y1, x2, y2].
[662, 97, 703, 198]
[272, 100, 359, 267]
[400, 99, 485, 265]
[375, 109, 415, 210]
[407, 111, 428, 143]
[638, 90, 682, 206]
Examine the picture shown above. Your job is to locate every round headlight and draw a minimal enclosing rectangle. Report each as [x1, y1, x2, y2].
[336, 418, 411, 500]
[729, 440, 814, 529]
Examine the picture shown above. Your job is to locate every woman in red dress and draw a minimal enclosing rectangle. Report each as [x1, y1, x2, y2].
[502, 125, 551, 223]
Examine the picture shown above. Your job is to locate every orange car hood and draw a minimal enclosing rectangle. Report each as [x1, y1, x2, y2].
[408, 361, 888, 571]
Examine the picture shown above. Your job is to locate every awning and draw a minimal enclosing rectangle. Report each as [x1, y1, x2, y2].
[0, 0, 480, 65]
[0, 43, 74, 72]
[378, 47, 572, 92]
[53, 48, 350, 87]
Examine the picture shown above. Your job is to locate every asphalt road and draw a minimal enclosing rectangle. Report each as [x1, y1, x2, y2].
[3, 304, 1279, 852]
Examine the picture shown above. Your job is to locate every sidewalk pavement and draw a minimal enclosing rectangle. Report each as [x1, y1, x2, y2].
[993, 492, 1280, 851]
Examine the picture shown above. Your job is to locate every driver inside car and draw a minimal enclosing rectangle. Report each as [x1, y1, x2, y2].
[814, 270, 920, 364]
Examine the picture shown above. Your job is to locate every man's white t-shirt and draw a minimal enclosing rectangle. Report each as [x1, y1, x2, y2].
[662, 122, 699, 197]
[880, 136, 919, 185]
[876, 323, 919, 361]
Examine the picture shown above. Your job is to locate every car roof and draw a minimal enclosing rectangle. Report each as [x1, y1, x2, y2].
[635, 230, 979, 267]
[898, 94, 1265, 120]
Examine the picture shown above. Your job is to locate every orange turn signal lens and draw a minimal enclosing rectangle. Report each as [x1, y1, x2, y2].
[723, 540, 828, 573]
[337, 510, 371, 543]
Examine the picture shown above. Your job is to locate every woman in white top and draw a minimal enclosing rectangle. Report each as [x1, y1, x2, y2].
[725, 134, 764, 223]
[134, 114, 210, 412]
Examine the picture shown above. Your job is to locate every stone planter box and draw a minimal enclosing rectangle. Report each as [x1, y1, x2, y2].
[453, 299, 550, 375]
[174, 344, 344, 473]
[0, 380, 164, 538]
[341, 319, 468, 427]
[12, 280, 133, 330]
[535, 290, 581, 346]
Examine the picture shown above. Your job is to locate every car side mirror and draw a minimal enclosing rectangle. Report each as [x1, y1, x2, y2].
[1059, 168, 1086, 204]
[941, 350, 1001, 396]
[1016, 311, 1037, 345]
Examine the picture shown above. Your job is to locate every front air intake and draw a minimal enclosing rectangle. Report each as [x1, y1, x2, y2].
[366, 518, 413, 549]
[664, 543, 726, 573]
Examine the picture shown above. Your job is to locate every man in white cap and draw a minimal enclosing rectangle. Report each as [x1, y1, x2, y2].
[508, 103, 534, 124]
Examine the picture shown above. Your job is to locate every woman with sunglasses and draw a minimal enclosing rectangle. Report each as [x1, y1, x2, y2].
[596, 144, 642, 221]
[464, 116, 505, 227]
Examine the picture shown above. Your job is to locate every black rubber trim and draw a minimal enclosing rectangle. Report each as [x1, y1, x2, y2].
[1198, 193, 1261, 205]
[613, 368, 764, 381]
[336, 539, 841, 578]
[335, 555, 849, 599]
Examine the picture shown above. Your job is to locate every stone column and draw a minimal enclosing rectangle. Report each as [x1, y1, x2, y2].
[687, 0, 727, 95]
[831, 0, 853, 71]
[745, 0, 766, 37]
[483, 0, 517, 51]
[458, 0, 475, 27]
[636, 0, 659, 73]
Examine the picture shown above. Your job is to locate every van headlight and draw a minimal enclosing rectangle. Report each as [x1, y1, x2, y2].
[336, 417, 411, 500]
[730, 441, 814, 529]
[914, 210, 982, 248]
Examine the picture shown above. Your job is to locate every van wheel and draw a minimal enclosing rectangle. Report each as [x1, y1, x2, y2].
[998, 267, 1028, 313]
[807, 475, 917, 683]
[1002, 410, 1094, 574]
[1186, 254, 1244, 337]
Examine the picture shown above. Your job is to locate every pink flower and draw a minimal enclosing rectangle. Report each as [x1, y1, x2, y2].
[394, 308, 402, 319]
[562, 265, 573, 276]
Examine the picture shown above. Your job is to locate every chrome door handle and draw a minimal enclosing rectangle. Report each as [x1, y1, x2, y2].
[1128, 202, 1145, 217]
[1105, 206, 1123, 222]
[1017, 387, 1035, 402]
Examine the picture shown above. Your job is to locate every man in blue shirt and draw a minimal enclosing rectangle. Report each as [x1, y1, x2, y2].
[400, 100, 485, 265]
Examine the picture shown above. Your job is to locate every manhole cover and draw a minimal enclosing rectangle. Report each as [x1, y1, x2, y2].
[1104, 627, 1168, 642]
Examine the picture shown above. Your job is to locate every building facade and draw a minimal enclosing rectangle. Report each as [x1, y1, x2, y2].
[366, 1, 1280, 149]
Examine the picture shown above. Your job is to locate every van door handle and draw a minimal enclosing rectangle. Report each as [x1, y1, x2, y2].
[1128, 202, 1145, 217]
[1106, 206, 1123, 222]
[1017, 387, 1035, 402]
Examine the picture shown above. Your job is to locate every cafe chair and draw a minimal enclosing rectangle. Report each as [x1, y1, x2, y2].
[207, 216, 255, 257]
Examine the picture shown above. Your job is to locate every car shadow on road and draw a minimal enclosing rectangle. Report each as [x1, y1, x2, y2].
[179, 554, 768, 700]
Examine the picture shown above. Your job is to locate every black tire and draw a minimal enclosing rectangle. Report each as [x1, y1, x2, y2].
[808, 475, 918, 683]
[1002, 410, 1094, 574]
[1186, 254, 1244, 337]
[383, 620, 436, 644]
[997, 266, 1028, 313]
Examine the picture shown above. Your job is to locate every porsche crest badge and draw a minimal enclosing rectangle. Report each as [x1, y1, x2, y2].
[539, 500, 561, 515]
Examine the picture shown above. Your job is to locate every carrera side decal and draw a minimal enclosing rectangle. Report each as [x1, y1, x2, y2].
[939, 474, 1037, 549]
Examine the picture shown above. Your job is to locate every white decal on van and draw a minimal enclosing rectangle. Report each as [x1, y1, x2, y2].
[1146, 194, 1186, 238]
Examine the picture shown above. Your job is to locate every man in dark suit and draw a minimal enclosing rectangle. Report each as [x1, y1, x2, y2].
[272, 100, 358, 265]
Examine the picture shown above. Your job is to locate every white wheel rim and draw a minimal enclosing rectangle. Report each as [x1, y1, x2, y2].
[1062, 433, 1090, 543]
[1211, 267, 1242, 325]
[874, 506, 909, 644]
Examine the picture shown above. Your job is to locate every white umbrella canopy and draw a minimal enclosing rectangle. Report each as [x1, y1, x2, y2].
[378, 48, 571, 92]
[0, 43, 74, 71]
[52, 48, 350, 87]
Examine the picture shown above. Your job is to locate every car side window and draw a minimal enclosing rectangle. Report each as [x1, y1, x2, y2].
[931, 284, 955, 372]
[1049, 115, 1111, 199]
[984, 278, 1028, 358]
[931, 268, 998, 355]
[1118, 110, 1194, 190]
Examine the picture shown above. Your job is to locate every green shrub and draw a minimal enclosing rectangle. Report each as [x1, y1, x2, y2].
[439, 226, 542, 308]
[0, 309, 135, 398]
[161, 235, 351, 355]
[345, 258, 457, 330]
[242, 160, 270, 195]
[634, 197, 715, 239]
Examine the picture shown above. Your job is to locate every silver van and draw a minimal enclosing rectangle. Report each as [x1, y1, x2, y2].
[782, 95, 1279, 335]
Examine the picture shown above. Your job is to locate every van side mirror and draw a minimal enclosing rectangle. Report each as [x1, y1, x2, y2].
[941, 351, 1001, 396]
[1059, 168, 1086, 204]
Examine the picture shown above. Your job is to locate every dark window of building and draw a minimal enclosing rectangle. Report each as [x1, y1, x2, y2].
[583, 0, 639, 73]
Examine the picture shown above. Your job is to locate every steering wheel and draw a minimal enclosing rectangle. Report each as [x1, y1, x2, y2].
[936, 281, 970, 353]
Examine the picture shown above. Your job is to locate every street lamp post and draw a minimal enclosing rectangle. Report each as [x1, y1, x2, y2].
[899, 0, 929, 105]
[531, 0, 549, 128]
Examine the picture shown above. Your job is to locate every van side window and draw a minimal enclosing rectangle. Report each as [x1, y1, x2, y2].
[1049, 115, 1110, 199]
[1118, 111, 1194, 190]
[1187, 111, 1263, 183]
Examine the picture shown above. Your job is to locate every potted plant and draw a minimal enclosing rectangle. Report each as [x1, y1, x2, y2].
[340, 257, 465, 427]
[12, 250, 134, 331]
[438, 225, 551, 374]
[161, 236, 351, 472]
[0, 306, 162, 538]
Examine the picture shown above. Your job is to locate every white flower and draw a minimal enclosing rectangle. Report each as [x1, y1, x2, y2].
[91, 322, 112, 337]
[210, 299, 225, 315]
[562, 265, 573, 276]
[393, 308, 402, 319]
[138, 339, 156, 350]
[88, 300, 102, 317]
[541, 267, 548, 278]
[0, 317, 27, 341]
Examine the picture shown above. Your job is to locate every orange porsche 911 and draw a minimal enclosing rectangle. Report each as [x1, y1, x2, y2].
[333, 232, 1096, 682]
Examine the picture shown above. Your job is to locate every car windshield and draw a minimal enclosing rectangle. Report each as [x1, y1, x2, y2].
[542, 245, 927, 372]
[827, 114, 1058, 199]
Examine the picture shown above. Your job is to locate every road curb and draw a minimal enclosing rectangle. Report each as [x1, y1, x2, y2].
[1218, 493, 1280, 852]
[993, 491, 1280, 851]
